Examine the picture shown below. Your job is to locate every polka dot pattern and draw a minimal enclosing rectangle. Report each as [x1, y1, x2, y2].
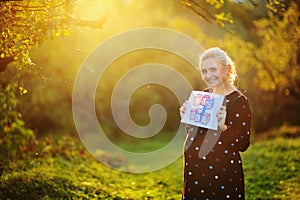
[182, 91, 251, 200]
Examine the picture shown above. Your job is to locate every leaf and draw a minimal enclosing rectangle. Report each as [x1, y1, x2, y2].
[55, 30, 61, 37]
[19, 86, 28, 95]
[63, 29, 70, 36]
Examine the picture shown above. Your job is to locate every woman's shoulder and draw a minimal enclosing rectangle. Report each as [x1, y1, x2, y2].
[227, 90, 250, 105]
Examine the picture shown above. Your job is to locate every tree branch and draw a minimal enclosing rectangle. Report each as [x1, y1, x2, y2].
[181, 0, 235, 34]
[185, 5, 211, 22]
[248, 0, 258, 7]
[182, 0, 212, 22]
[190, 0, 216, 20]
[0, 56, 14, 73]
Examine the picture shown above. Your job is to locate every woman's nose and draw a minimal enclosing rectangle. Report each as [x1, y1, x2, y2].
[206, 72, 212, 78]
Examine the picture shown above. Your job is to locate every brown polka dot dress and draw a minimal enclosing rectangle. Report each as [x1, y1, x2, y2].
[182, 90, 252, 200]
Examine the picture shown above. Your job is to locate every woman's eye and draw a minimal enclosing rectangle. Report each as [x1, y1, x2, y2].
[201, 70, 207, 74]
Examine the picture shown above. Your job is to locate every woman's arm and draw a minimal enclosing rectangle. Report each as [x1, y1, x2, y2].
[222, 95, 252, 152]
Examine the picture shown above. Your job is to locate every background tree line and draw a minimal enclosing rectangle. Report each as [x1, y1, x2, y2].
[0, 0, 299, 151]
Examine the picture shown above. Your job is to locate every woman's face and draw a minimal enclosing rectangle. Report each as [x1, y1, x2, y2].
[200, 58, 228, 88]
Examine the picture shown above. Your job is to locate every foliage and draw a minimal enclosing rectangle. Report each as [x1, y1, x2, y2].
[182, 0, 298, 41]
[181, 0, 287, 29]
[182, 0, 234, 28]
[256, 124, 300, 140]
[2, 0, 298, 136]
[0, 0, 294, 73]
[15, 37, 81, 134]
[0, 133, 184, 199]
[0, 84, 34, 172]
[0, 131, 299, 199]
[0, 0, 106, 162]
[1, 0, 300, 157]
[206, 2, 300, 131]
[0, 0, 71, 73]
[0, 0, 73, 167]
[0, 0, 105, 74]
[266, 0, 288, 16]
[253, 2, 300, 98]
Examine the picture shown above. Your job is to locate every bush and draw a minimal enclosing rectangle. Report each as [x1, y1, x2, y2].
[0, 84, 34, 173]
[258, 124, 300, 140]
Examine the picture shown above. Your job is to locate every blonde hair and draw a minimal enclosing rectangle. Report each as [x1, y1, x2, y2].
[199, 47, 237, 84]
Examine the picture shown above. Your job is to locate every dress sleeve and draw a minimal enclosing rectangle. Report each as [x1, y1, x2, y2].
[222, 95, 252, 152]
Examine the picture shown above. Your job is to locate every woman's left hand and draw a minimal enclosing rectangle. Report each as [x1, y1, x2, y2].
[217, 106, 227, 131]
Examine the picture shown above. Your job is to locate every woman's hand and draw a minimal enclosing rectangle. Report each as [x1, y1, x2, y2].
[179, 100, 188, 119]
[217, 105, 227, 131]
[179, 100, 192, 132]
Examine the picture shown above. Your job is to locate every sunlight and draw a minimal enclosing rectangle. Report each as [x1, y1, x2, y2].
[1, 0, 299, 198]
[72, 0, 112, 19]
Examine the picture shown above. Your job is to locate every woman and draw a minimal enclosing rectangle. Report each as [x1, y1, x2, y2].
[179, 47, 252, 200]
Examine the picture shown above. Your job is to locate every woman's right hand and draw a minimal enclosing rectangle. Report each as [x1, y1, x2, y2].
[179, 100, 188, 119]
[179, 100, 193, 133]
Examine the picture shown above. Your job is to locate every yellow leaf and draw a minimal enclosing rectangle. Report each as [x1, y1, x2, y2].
[19, 86, 28, 95]
[64, 29, 71, 36]
[55, 31, 61, 37]
[22, 89, 28, 94]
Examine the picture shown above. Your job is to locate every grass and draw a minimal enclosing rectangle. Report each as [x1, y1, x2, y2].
[0, 133, 299, 199]
[0, 156, 183, 199]
[243, 137, 300, 200]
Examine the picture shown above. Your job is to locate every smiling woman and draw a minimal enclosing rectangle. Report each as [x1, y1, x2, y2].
[180, 47, 252, 200]
[199, 48, 237, 89]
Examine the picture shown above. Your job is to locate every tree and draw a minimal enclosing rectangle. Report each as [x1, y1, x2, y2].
[181, 0, 293, 40]
[181, 0, 234, 28]
[253, 2, 300, 99]
[181, 0, 300, 131]
[217, 2, 300, 131]
[0, 0, 105, 168]
[0, 0, 105, 75]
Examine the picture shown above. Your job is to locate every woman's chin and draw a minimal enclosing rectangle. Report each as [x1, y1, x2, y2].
[207, 82, 223, 89]
[207, 82, 219, 87]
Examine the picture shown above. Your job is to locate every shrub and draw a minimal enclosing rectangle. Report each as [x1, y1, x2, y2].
[0, 84, 34, 173]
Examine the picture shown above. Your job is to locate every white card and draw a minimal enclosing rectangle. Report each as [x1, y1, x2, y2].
[181, 91, 225, 130]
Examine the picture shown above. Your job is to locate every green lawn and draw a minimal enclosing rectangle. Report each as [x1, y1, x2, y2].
[243, 137, 300, 200]
[0, 136, 299, 199]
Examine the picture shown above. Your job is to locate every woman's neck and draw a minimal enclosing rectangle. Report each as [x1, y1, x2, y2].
[212, 82, 236, 95]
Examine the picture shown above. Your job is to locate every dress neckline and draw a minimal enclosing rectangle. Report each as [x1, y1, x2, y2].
[226, 90, 238, 97]
[205, 88, 238, 97]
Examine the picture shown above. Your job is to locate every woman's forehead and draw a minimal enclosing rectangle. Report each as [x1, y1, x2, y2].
[200, 58, 221, 68]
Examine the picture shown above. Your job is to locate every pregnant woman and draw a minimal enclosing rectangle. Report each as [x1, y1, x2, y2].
[179, 47, 252, 200]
